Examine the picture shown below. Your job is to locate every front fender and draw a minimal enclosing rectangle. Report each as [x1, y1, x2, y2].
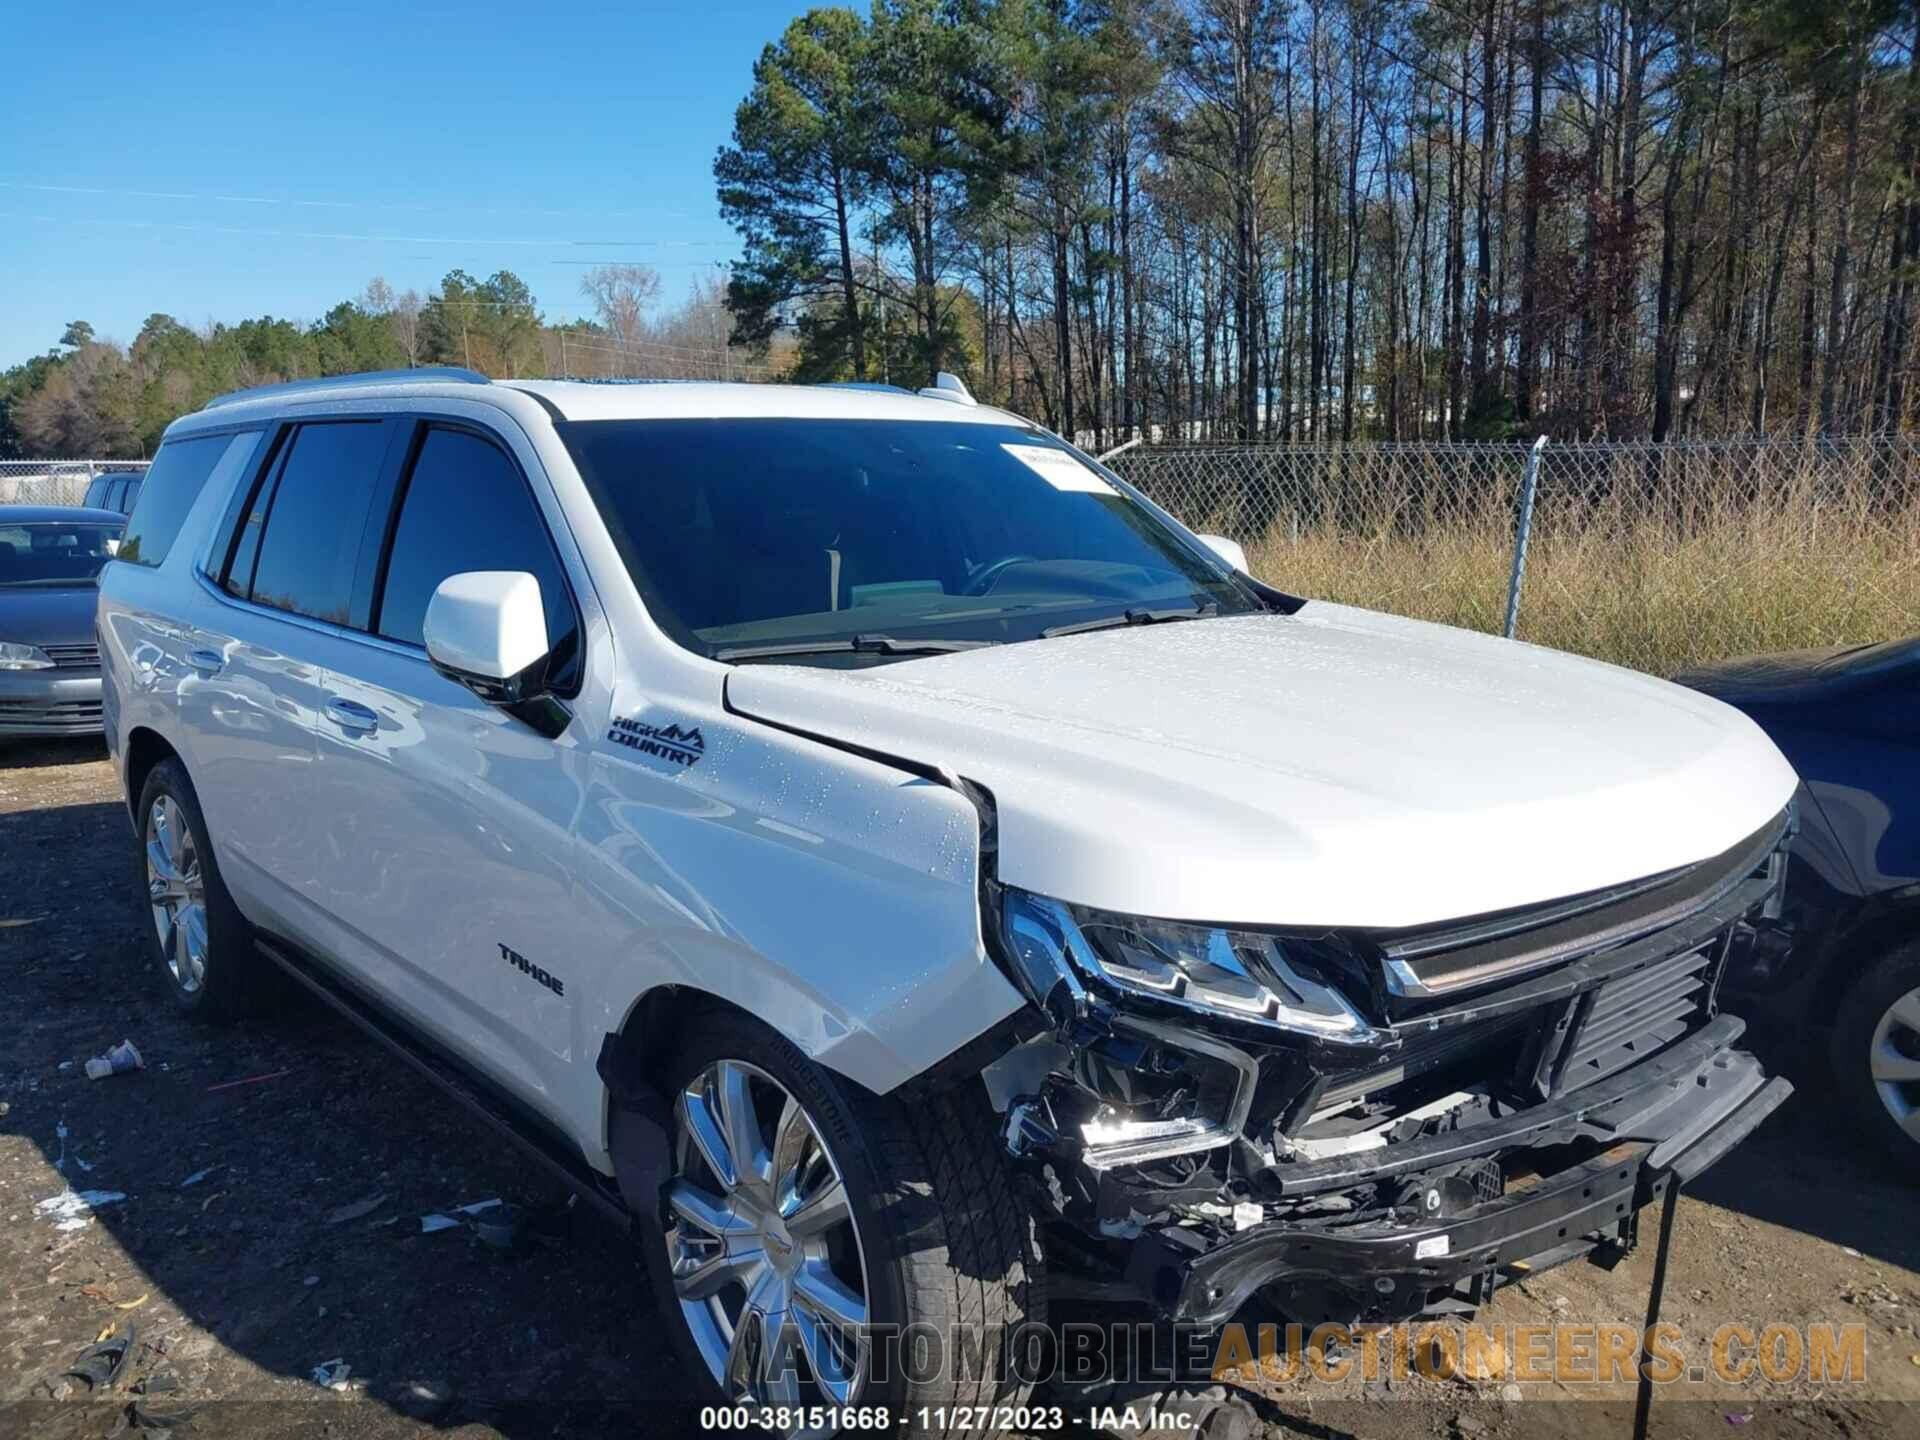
[569, 704, 1027, 1122]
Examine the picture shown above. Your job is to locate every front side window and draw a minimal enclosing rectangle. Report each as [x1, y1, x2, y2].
[120, 432, 258, 569]
[0, 522, 124, 588]
[374, 426, 579, 686]
[559, 417, 1261, 662]
[242, 421, 389, 624]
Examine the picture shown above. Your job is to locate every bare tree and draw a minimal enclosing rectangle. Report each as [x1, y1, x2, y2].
[390, 289, 424, 368]
[579, 264, 663, 371]
[360, 276, 396, 315]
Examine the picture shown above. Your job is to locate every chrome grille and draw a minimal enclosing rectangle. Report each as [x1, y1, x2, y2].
[42, 644, 100, 669]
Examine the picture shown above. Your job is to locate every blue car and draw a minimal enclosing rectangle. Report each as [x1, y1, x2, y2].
[1678, 639, 1919, 1172]
[0, 506, 125, 738]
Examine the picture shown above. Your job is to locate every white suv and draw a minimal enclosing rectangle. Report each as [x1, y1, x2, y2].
[102, 369, 1798, 1432]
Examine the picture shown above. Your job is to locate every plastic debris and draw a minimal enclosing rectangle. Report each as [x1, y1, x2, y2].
[128, 1371, 196, 1433]
[1726, 1412, 1754, 1426]
[310, 1358, 353, 1391]
[325, 1193, 387, 1226]
[420, 1197, 502, 1234]
[178, 1166, 218, 1189]
[472, 1204, 528, 1251]
[385, 1377, 455, 1422]
[84, 1039, 144, 1081]
[35, 1188, 128, 1233]
[59, 1325, 136, 1392]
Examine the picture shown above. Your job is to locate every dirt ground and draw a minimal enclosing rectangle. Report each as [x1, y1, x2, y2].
[1, 737, 1916, 1440]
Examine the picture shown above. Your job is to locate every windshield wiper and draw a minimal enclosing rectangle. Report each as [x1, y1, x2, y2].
[1041, 601, 1219, 639]
[714, 633, 1000, 663]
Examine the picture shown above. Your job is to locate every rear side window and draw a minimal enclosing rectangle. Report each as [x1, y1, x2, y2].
[83, 477, 111, 510]
[374, 426, 579, 682]
[242, 422, 389, 624]
[120, 434, 258, 569]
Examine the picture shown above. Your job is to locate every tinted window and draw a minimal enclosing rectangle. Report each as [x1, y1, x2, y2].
[121, 433, 258, 569]
[558, 417, 1256, 659]
[109, 479, 133, 511]
[376, 427, 578, 668]
[83, 477, 111, 510]
[246, 422, 389, 624]
[0, 522, 123, 587]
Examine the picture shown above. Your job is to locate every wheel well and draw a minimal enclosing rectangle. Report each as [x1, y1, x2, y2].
[598, 986, 760, 1225]
[603, 985, 755, 1103]
[123, 727, 178, 818]
[1809, 899, 1920, 1025]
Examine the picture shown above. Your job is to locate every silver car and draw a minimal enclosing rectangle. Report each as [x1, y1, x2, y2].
[0, 505, 123, 738]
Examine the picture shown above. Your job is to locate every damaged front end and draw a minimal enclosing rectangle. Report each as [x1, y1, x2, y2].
[979, 813, 1797, 1329]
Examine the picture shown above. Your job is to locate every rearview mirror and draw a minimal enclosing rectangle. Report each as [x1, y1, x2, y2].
[423, 571, 570, 736]
[1197, 533, 1249, 574]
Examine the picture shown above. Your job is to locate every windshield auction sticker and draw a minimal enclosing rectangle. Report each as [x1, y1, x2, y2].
[1001, 443, 1117, 495]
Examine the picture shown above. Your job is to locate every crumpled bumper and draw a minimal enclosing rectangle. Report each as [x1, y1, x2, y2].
[1128, 1016, 1790, 1326]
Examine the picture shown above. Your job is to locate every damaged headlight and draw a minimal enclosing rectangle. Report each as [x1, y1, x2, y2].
[1000, 888, 1373, 1039]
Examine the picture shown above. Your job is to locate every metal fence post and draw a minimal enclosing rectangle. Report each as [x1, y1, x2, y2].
[1503, 435, 1548, 640]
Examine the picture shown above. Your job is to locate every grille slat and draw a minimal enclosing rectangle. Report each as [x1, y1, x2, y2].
[1554, 946, 1717, 1092]
[41, 644, 100, 669]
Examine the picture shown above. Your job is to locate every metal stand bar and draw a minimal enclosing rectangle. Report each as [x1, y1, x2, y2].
[1503, 434, 1548, 638]
[1631, 1177, 1682, 1440]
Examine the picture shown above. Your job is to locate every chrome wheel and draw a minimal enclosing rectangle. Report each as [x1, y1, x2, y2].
[146, 794, 208, 994]
[1870, 985, 1920, 1144]
[666, 1059, 869, 1429]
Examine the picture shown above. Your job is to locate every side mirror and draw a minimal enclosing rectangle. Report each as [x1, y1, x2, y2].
[1197, 533, 1249, 574]
[423, 571, 570, 736]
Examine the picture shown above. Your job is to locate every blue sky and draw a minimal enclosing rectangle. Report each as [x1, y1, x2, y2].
[0, 0, 816, 368]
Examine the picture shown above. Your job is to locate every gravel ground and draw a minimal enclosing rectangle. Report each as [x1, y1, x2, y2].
[2, 737, 1916, 1440]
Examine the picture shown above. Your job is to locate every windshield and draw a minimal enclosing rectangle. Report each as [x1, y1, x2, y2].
[559, 417, 1263, 661]
[0, 521, 123, 588]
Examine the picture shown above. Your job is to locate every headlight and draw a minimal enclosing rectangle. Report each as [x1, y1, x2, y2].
[0, 642, 54, 671]
[1000, 887, 1373, 1039]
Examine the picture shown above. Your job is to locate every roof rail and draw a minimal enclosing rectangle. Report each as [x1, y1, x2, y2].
[204, 367, 491, 410]
[816, 381, 916, 396]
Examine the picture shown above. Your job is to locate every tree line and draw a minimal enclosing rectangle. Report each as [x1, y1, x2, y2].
[717, 0, 1920, 443]
[0, 270, 769, 458]
[11, 0, 1920, 455]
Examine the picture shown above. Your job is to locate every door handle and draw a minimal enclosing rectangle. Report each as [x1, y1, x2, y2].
[187, 648, 225, 675]
[324, 697, 379, 734]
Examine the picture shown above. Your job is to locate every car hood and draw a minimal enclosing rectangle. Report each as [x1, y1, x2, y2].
[1675, 635, 1920, 707]
[0, 586, 100, 650]
[725, 603, 1800, 929]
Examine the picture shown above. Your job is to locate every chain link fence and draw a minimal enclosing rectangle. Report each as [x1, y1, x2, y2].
[0, 459, 150, 508]
[5, 441, 1912, 677]
[1109, 438, 1920, 677]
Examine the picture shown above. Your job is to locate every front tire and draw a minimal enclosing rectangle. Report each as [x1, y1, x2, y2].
[643, 1009, 1044, 1439]
[135, 757, 261, 1019]
[1828, 940, 1920, 1174]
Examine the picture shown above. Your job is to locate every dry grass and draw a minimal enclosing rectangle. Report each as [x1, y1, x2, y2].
[1228, 448, 1920, 676]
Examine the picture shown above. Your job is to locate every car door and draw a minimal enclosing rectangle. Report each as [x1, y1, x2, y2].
[301, 417, 591, 1123]
[175, 419, 395, 942]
